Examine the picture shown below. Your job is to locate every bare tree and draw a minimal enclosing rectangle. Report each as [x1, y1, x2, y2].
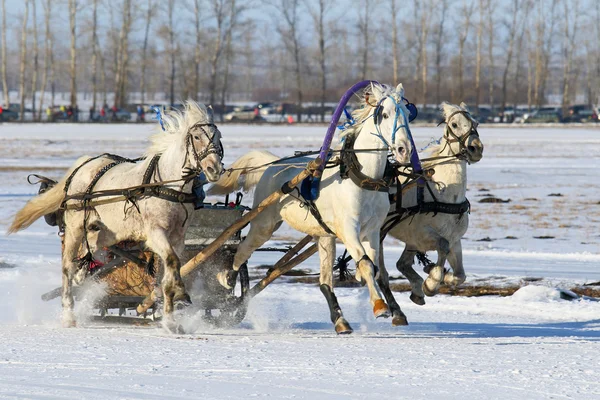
[140, 0, 154, 105]
[306, 0, 333, 122]
[456, 0, 474, 103]
[432, 0, 449, 105]
[38, 0, 51, 118]
[220, 0, 245, 115]
[420, 0, 431, 105]
[167, 0, 176, 105]
[533, 0, 558, 107]
[193, 0, 201, 100]
[208, 0, 225, 107]
[1, 0, 8, 108]
[69, 0, 77, 107]
[486, 0, 496, 109]
[499, 0, 530, 119]
[269, 0, 304, 122]
[30, 0, 38, 120]
[390, 0, 399, 84]
[113, 0, 132, 108]
[560, 0, 580, 118]
[90, 0, 98, 112]
[474, 0, 485, 110]
[357, 0, 373, 80]
[19, 1, 29, 121]
[512, 2, 529, 111]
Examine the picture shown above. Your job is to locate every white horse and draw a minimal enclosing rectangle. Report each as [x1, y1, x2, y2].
[8, 101, 224, 328]
[209, 83, 414, 333]
[377, 102, 483, 319]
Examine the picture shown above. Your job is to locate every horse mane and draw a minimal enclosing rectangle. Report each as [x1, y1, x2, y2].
[339, 83, 397, 139]
[145, 100, 212, 156]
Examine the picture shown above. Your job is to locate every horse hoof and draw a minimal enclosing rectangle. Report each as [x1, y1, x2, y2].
[62, 319, 77, 328]
[392, 313, 408, 326]
[216, 270, 233, 290]
[174, 294, 192, 310]
[422, 283, 438, 297]
[410, 293, 426, 306]
[334, 318, 353, 335]
[373, 299, 390, 318]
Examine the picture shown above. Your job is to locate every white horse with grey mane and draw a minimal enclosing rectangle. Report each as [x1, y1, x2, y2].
[8, 101, 224, 329]
[209, 83, 414, 333]
[376, 102, 484, 321]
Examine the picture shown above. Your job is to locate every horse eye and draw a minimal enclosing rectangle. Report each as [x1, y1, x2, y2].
[452, 123, 458, 128]
[194, 135, 200, 140]
[383, 113, 389, 119]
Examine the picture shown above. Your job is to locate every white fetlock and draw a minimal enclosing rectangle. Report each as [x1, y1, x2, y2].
[216, 270, 233, 290]
[354, 268, 362, 283]
[444, 272, 466, 286]
[61, 312, 77, 328]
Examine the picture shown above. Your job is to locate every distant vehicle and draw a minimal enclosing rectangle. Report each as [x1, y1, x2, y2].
[256, 102, 275, 116]
[0, 108, 18, 121]
[565, 105, 598, 123]
[522, 107, 562, 123]
[413, 107, 441, 123]
[472, 107, 495, 123]
[8, 103, 32, 113]
[91, 108, 131, 122]
[224, 106, 265, 122]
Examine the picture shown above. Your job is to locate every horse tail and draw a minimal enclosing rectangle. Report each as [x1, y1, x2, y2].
[208, 150, 280, 195]
[7, 155, 89, 234]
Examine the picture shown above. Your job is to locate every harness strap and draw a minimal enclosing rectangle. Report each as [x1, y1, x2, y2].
[305, 200, 335, 235]
[339, 134, 396, 192]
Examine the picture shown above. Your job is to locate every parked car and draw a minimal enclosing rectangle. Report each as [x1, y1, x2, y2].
[522, 107, 562, 123]
[224, 106, 265, 122]
[413, 107, 442, 123]
[472, 107, 495, 123]
[565, 105, 598, 123]
[91, 107, 132, 122]
[0, 108, 18, 121]
[256, 102, 275, 116]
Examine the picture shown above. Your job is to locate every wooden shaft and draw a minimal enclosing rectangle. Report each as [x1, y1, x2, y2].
[272, 235, 313, 269]
[136, 159, 321, 314]
[248, 243, 318, 299]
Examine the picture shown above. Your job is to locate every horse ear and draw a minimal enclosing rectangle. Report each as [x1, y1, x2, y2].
[370, 83, 384, 101]
[460, 102, 470, 113]
[395, 83, 405, 97]
[207, 105, 214, 119]
[440, 101, 454, 119]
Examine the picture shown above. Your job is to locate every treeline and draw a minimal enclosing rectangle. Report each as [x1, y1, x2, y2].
[0, 0, 598, 122]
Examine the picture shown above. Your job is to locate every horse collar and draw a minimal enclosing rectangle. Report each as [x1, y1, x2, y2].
[340, 134, 396, 193]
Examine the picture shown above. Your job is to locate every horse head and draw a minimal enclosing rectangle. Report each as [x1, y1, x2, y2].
[183, 103, 224, 182]
[367, 83, 414, 165]
[441, 102, 484, 163]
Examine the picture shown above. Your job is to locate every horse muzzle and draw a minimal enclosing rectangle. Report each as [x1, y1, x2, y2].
[466, 137, 484, 163]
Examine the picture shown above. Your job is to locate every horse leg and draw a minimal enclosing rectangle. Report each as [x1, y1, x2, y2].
[317, 236, 353, 334]
[61, 225, 84, 327]
[342, 228, 389, 319]
[377, 243, 408, 326]
[146, 229, 189, 326]
[396, 248, 426, 305]
[217, 217, 277, 289]
[423, 237, 450, 297]
[444, 241, 466, 286]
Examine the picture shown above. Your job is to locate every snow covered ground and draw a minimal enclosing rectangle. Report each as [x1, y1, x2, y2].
[0, 123, 599, 399]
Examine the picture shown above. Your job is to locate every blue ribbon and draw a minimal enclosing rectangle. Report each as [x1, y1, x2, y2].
[152, 106, 166, 131]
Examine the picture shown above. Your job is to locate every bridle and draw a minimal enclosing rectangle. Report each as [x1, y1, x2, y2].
[183, 122, 224, 176]
[440, 110, 480, 161]
[369, 94, 416, 159]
